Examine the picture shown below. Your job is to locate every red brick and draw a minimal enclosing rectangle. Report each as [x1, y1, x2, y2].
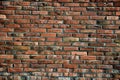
[81, 56, 96, 60]
[25, 50, 38, 55]
[116, 12, 120, 15]
[48, 29, 62, 33]
[7, 15, 23, 19]
[71, 25, 86, 29]
[0, 10, 14, 14]
[72, 34, 88, 38]
[14, 19, 30, 24]
[8, 68, 23, 72]
[64, 64, 78, 68]
[97, 30, 113, 34]
[82, 12, 97, 16]
[0, 55, 13, 59]
[64, 20, 79, 24]
[74, 0, 90, 2]
[14, 28, 29, 32]
[47, 38, 62, 42]
[13, 64, 29, 68]
[31, 28, 46, 32]
[31, 55, 46, 59]
[0, 28, 13, 32]
[73, 16, 89, 20]
[5, 24, 20, 28]
[58, 68, 69, 72]
[5, 6, 21, 10]
[55, 51, 70, 55]
[64, 29, 78, 33]
[88, 52, 104, 56]
[41, 33, 56, 37]
[80, 48, 94, 51]
[31, 38, 45, 41]
[71, 7, 86, 11]
[64, 47, 78, 51]
[6, 59, 21, 63]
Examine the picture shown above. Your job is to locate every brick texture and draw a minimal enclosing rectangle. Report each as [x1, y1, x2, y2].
[0, 0, 120, 80]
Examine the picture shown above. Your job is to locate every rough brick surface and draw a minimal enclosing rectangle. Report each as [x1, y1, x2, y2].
[0, 0, 120, 80]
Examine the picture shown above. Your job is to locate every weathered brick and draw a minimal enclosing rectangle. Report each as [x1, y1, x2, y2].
[32, 11, 48, 15]
[25, 50, 38, 54]
[58, 0, 73, 2]
[16, 10, 30, 15]
[16, 55, 30, 59]
[64, 47, 78, 51]
[24, 15, 39, 19]
[0, 14, 6, 19]
[64, 3, 79, 6]
[14, 19, 30, 24]
[107, 16, 119, 20]
[71, 51, 87, 56]
[14, 46, 30, 50]
[74, 0, 90, 2]
[47, 64, 62, 68]
[63, 37, 79, 42]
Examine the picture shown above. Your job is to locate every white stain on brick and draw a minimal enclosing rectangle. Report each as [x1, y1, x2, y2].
[0, 14, 6, 19]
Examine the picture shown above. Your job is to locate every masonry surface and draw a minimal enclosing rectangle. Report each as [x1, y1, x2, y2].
[0, 0, 120, 80]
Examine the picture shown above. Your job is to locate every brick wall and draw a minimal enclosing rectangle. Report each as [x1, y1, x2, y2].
[0, 0, 120, 80]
